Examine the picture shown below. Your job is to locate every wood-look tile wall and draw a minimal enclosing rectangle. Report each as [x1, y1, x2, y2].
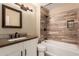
[39, 7, 49, 42]
[47, 9, 79, 43]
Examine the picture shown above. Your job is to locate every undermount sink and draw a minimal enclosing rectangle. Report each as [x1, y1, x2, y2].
[8, 37, 27, 42]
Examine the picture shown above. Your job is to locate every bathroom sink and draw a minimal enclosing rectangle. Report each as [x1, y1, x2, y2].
[8, 37, 27, 42]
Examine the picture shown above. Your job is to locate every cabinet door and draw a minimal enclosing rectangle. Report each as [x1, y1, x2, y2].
[25, 45, 37, 56]
[23, 38, 38, 56]
[0, 42, 23, 56]
[6, 50, 22, 56]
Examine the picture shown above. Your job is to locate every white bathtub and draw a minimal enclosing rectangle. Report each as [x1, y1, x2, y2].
[40, 40, 79, 56]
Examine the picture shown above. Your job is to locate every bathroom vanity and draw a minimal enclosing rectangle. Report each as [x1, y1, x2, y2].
[0, 36, 38, 56]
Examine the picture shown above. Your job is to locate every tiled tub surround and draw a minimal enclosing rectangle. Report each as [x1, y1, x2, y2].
[47, 8, 79, 44]
[40, 7, 49, 42]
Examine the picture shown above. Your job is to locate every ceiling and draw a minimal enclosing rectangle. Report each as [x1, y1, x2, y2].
[40, 3, 65, 11]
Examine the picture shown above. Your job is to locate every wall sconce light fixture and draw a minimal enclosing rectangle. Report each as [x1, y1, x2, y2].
[15, 3, 33, 12]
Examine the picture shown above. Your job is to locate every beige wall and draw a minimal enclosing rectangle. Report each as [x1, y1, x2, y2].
[0, 3, 37, 36]
[35, 4, 40, 38]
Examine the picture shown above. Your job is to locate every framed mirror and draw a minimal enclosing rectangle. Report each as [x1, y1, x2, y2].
[2, 5, 22, 28]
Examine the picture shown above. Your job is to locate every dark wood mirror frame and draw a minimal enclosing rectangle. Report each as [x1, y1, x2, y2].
[2, 5, 22, 28]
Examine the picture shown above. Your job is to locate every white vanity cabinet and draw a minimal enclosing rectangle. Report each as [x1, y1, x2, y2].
[0, 38, 38, 56]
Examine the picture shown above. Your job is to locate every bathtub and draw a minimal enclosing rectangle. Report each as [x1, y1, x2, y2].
[39, 40, 79, 56]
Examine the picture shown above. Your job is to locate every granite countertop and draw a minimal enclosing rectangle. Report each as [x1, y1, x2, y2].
[0, 35, 38, 48]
